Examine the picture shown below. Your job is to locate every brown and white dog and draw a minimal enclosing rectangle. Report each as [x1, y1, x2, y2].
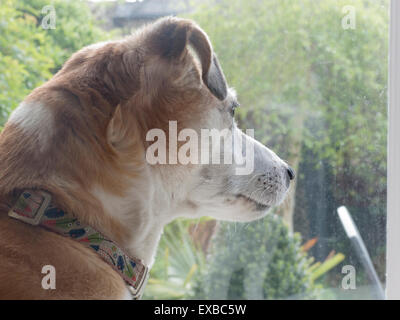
[0, 17, 294, 299]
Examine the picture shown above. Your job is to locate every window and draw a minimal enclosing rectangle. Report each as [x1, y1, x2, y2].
[0, 0, 393, 300]
[143, 0, 390, 300]
[386, 0, 400, 300]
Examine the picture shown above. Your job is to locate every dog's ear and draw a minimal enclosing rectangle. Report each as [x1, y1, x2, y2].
[147, 17, 228, 101]
[206, 54, 228, 100]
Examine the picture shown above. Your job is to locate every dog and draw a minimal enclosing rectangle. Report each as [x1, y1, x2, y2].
[0, 17, 294, 299]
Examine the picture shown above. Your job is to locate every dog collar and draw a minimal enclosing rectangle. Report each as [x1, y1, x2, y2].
[8, 189, 149, 299]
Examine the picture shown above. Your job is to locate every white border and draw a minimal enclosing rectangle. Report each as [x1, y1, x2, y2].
[386, 0, 400, 300]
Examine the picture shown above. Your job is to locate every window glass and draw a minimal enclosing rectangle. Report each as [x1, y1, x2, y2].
[143, 0, 389, 300]
[1, 0, 388, 300]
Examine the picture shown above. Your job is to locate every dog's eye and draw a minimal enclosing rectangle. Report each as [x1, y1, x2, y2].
[230, 101, 240, 116]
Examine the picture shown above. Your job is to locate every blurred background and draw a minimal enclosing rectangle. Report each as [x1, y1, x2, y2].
[0, 0, 388, 299]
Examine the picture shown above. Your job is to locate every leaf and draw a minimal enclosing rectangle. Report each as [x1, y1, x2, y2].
[311, 253, 345, 281]
[301, 237, 318, 252]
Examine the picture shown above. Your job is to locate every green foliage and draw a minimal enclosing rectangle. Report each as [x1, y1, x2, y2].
[187, 0, 388, 202]
[310, 253, 345, 281]
[143, 219, 206, 300]
[192, 215, 318, 300]
[0, 0, 109, 123]
[187, 0, 388, 165]
[144, 216, 343, 300]
[186, 0, 388, 288]
[0, 0, 52, 120]
[16, 0, 111, 70]
[145, 0, 388, 299]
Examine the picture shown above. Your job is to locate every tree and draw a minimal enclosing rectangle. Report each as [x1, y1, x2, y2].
[187, 0, 387, 231]
[185, 0, 388, 289]
[193, 215, 318, 299]
[0, 0, 110, 124]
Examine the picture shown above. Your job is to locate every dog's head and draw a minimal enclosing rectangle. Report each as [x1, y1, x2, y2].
[104, 17, 294, 223]
[3, 17, 293, 227]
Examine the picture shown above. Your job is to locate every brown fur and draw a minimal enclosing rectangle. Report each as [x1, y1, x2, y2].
[0, 17, 218, 299]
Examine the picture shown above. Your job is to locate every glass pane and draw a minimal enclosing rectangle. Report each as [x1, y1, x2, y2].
[1, 0, 388, 300]
[143, 0, 389, 300]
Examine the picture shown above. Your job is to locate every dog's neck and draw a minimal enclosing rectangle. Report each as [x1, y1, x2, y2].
[89, 168, 178, 267]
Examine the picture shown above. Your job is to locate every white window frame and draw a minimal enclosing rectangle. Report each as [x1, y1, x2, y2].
[386, 0, 400, 300]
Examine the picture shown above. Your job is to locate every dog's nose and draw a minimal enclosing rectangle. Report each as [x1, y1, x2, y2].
[286, 167, 295, 181]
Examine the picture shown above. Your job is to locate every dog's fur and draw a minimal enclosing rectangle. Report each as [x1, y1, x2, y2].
[0, 17, 292, 299]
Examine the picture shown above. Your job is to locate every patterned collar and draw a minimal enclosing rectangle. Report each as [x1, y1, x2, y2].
[8, 189, 149, 299]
